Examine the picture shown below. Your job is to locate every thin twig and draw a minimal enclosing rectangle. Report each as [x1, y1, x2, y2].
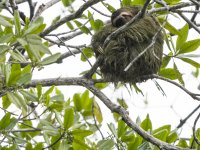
[193, 113, 200, 145]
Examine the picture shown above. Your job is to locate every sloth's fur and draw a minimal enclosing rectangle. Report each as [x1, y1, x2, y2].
[91, 7, 164, 83]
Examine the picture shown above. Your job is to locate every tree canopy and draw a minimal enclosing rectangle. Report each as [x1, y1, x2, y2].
[0, 0, 200, 150]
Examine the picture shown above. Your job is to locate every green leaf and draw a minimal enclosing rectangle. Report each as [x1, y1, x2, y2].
[140, 114, 152, 131]
[178, 57, 200, 68]
[122, 0, 132, 6]
[153, 125, 171, 135]
[39, 53, 61, 65]
[118, 119, 126, 138]
[14, 10, 21, 35]
[0, 45, 10, 54]
[24, 17, 46, 35]
[66, 21, 74, 30]
[74, 20, 91, 34]
[97, 139, 115, 150]
[153, 129, 168, 141]
[72, 129, 93, 138]
[81, 90, 92, 110]
[164, 0, 181, 4]
[7, 64, 21, 86]
[167, 131, 178, 143]
[64, 107, 74, 130]
[81, 47, 94, 62]
[2, 95, 11, 109]
[159, 68, 180, 80]
[9, 51, 27, 62]
[101, 2, 116, 12]
[176, 23, 189, 51]
[62, 0, 75, 7]
[19, 90, 38, 102]
[131, 0, 146, 5]
[51, 15, 61, 25]
[0, 15, 12, 27]
[0, 33, 13, 44]
[177, 139, 188, 148]
[93, 100, 103, 123]
[178, 39, 200, 54]
[17, 73, 32, 85]
[164, 21, 180, 35]
[73, 93, 82, 111]
[7, 92, 27, 115]
[0, 113, 11, 130]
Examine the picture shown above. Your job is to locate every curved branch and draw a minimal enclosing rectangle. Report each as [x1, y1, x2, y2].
[40, 0, 102, 37]
[24, 77, 191, 150]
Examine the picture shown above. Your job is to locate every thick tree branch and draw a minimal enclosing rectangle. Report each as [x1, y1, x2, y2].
[40, 0, 102, 37]
[23, 76, 192, 150]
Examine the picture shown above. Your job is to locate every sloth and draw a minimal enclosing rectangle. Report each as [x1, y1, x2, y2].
[91, 7, 164, 83]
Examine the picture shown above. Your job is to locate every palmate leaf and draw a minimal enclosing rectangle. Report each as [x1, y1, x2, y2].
[0, 15, 12, 27]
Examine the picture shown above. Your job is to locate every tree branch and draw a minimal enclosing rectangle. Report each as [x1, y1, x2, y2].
[40, 0, 102, 37]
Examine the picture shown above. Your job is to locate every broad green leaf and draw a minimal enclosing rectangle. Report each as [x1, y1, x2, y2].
[14, 10, 21, 35]
[9, 51, 27, 62]
[59, 141, 70, 150]
[81, 47, 94, 62]
[131, 0, 146, 5]
[74, 20, 91, 34]
[36, 84, 42, 98]
[121, 134, 135, 143]
[17, 73, 32, 85]
[167, 131, 178, 143]
[0, 33, 13, 44]
[93, 100, 103, 123]
[164, 21, 180, 35]
[117, 98, 128, 109]
[81, 90, 92, 110]
[140, 114, 152, 131]
[54, 111, 63, 127]
[178, 57, 200, 68]
[66, 21, 74, 30]
[42, 126, 59, 136]
[122, 0, 131, 6]
[2, 95, 11, 109]
[17, 37, 28, 46]
[73, 93, 82, 111]
[0, 45, 10, 54]
[153, 125, 171, 134]
[39, 53, 61, 65]
[118, 119, 126, 138]
[101, 2, 115, 12]
[19, 90, 38, 102]
[7, 92, 27, 115]
[62, 0, 75, 7]
[24, 17, 46, 35]
[51, 16, 61, 25]
[164, 0, 181, 4]
[64, 107, 74, 130]
[97, 139, 115, 150]
[0, 113, 11, 130]
[7, 64, 21, 86]
[159, 68, 180, 80]
[44, 86, 55, 97]
[178, 39, 200, 54]
[0, 15, 12, 27]
[177, 139, 188, 148]
[176, 23, 189, 51]
[73, 138, 92, 150]
[72, 129, 93, 138]
[153, 129, 168, 141]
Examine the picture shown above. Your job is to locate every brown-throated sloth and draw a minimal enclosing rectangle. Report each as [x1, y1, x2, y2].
[91, 7, 164, 83]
